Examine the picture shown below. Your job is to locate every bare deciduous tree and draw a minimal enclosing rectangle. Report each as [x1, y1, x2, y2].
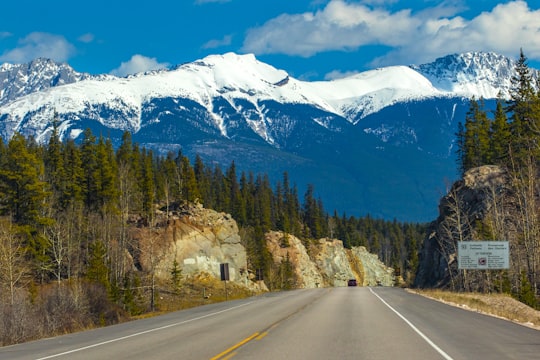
[0, 219, 29, 305]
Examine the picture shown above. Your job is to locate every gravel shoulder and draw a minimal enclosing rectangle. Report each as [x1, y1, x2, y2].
[409, 289, 540, 330]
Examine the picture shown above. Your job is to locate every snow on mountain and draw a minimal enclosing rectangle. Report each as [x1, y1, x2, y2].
[0, 51, 532, 222]
[410, 52, 522, 99]
[0, 51, 522, 143]
[307, 65, 441, 122]
[0, 58, 113, 107]
[0, 53, 332, 141]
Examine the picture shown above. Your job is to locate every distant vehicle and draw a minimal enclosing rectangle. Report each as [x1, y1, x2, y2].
[347, 279, 357, 287]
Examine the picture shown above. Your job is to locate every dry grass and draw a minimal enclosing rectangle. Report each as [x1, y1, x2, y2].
[151, 274, 256, 314]
[411, 289, 540, 330]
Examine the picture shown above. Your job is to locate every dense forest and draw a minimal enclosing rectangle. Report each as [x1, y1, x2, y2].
[0, 120, 425, 344]
[3, 48, 538, 346]
[450, 50, 540, 307]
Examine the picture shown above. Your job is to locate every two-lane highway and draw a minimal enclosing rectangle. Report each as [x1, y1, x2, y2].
[1, 287, 538, 360]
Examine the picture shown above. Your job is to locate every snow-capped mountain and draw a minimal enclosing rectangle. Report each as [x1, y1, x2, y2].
[0, 52, 534, 221]
[411, 52, 519, 98]
[0, 58, 114, 107]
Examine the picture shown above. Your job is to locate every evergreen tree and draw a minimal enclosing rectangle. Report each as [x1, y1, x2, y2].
[193, 155, 211, 206]
[462, 98, 491, 171]
[44, 115, 66, 208]
[80, 129, 100, 211]
[0, 133, 50, 226]
[303, 184, 323, 238]
[156, 152, 180, 210]
[180, 155, 200, 202]
[86, 240, 110, 291]
[140, 149, 155, 222]
[507, 49, 539, 162]
[170, 259, 182, 294]
[518, 271, 538, 309]
[95, 137, 119, 215]
[254, 174, 272, 231]
[490, 99, 511, 165]
[455, 121, 466, 176]
[226, 161, 242, 220]
[405, 225, 419, 283]
[240, 171, 256, 226]
[62, 139, 84, 208]
[116, 131, 134, 167]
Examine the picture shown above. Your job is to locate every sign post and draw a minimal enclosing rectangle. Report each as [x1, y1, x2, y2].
[220, 263, 229, 301]
[457, 241, 509, 270]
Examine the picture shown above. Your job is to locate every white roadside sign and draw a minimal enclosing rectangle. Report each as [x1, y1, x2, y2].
[457, 241, 509, 270]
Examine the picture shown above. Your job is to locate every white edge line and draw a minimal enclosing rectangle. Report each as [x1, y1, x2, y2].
[369, 288, 454, 360]
[36, 301, 255, 360]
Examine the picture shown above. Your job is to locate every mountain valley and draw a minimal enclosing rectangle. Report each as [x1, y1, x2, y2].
[0, 52, 536, 221]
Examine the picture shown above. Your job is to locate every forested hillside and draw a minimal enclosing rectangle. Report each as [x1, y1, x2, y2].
[0, 124, 425, 345]
[417, 50, 540, 308]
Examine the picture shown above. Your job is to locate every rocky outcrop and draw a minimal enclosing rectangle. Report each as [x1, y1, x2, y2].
[266, 231, 395, 288]
[134, 203, 254, 289]
[352, 247, 395, 286]
[265, 231, 324, 288]
[313, 238, 356, 287]
[415, 165, 513, 288]
[134, 204, 395, 291]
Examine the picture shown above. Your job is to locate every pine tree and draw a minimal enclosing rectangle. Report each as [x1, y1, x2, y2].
[193, 155, 211, 205]
[463, 98, 491, 170]
[86, 240, 110, 291]
[180, 155, 200, 202]
[518, 271, 538, 309]
[95, 136, 119, 215]
[170, 259, 182, 294]
[240, 171, 255, 226]
[157, 152, 179, 212]
[62, 139, 84, 208]
[303, 184, 323, 238]
[80, 129, 99, 211]
[490, 99, 511, 165]
[0, 133, 50, 226]
[140, 149, 155, 223]
[455, 121, 466, 176]
[254, 175, 272, 231]
[507, 49, 539, 162]
[225, 161, 243, 221]
[44, 115, 66, 208]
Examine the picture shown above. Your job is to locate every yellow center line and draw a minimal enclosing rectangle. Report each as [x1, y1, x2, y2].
[210, 332, 260, 360]
[255, 332, 268, 340]
[211, 290, 332, 359]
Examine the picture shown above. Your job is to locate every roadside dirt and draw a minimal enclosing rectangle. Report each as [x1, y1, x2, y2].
[409, 289, 540, 330]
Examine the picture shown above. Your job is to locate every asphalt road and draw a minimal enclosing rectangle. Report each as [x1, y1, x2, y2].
[1, 287, 538, 360]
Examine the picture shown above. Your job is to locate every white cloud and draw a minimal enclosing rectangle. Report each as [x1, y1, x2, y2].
[78, 33, 95, 43]
[0, 32, 76, 63]
[110, 54, 170, 77]
[0, 32, 12, 39]
[202, 35, 233, 49]
[242, 0, 540, 66]
[324, 69, 360, 80]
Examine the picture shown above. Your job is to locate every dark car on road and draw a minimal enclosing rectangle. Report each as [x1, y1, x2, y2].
[347, 279, 357, 286]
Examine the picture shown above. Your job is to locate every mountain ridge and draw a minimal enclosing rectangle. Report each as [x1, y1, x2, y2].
[0, 51, 535, 221]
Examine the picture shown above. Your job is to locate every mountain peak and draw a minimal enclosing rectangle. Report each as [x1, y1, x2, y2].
[417, 51, 513, 74]
[411, 52, 518, 98]
[0, 51, 534, 221]
[174, 52, 290, 95]
[0, 58, 95, 107]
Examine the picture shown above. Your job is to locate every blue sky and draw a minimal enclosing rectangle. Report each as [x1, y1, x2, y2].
[1, 1, 539, 80]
